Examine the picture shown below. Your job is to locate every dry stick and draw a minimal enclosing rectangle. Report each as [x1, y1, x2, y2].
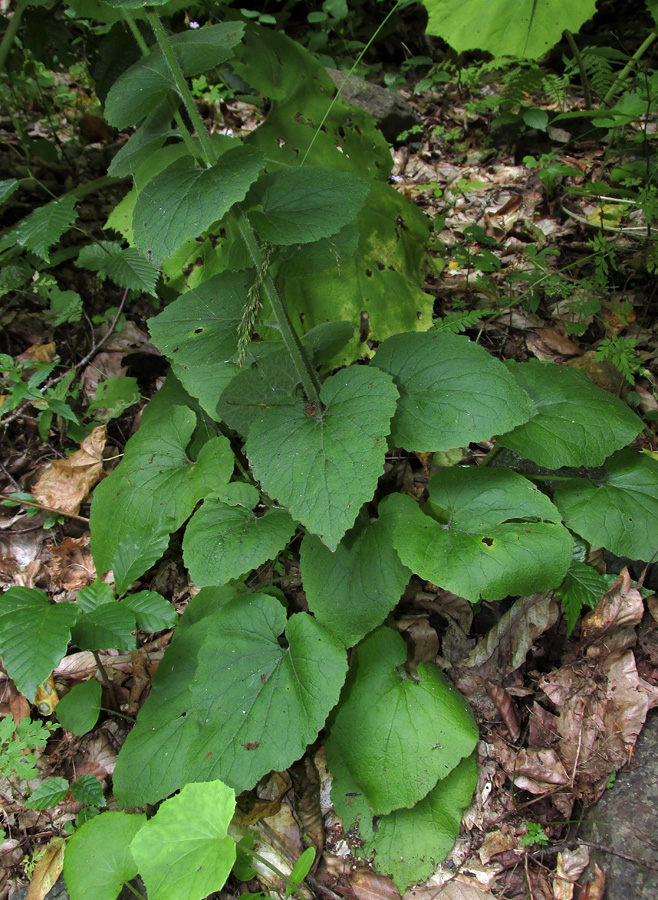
[0, 287, 129, 428]
[0, 494, 89, 523]
[92, 650, 117, 710]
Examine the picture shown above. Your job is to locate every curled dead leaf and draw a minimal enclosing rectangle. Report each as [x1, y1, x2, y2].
[481, 680, 521, 742]
[581, 568, 644, 650]
[32, 426, 106, 515]
[578, 864, 605, 900]
[26, 836, 66, 900]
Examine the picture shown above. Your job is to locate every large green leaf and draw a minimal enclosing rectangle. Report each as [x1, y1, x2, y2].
[326, 627, 477, 816]
[554, 449, 658, 560]
[56, 679, 102, 736]
[184, 593, 348, 793]
[387, 467, 573, 602]
[89, 405, 234, 581]
[0, 588, 79, 701]
[107, 101, 172, 178]
[371, 331, 533, 451]
[184, 492, 297, 587]
[148, 272, 248, 419]
[249, 167, 370, 246]
[72, 603, 136, 651]
[300, 504, 412, 648]
[63, 811, 146, 900]
[130, 781, 236, 900]
[122, 590, 178, 632]
[422, 0, 597, 59]
[245, 366, 398, 550]
[104, 23, 245, 128]
[132, 147, 264, 264]
[498, 360, 642, 467]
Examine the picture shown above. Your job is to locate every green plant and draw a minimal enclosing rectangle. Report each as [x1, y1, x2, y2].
[2, 3, 658, 898]
[521, 821, 549, 847]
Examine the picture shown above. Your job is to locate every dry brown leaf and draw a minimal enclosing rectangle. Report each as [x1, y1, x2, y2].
[497, 742, 570, 794]
[580, 568, 644, 650]
[81, 351, 128, 398]
[26, 836, 66, 900]
[464, 592, 559, 676]
[557, 847, 589, 883]
[32, 426, 106, 515]
[478, 830, 516, 865]
[48, 536, 97, 591]
[17, 342, 56, 364]
[577, 864, 605, 900]
[481, 681, 521, 741]
[351, 869, 401, 900]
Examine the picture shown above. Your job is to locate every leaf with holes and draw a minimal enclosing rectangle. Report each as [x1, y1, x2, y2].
[326, 626, 478, 816]
[245, 366, 398, 550]
[387, 467, 573, 602]
[554, 448, 658, 560]
[133, 147, 264, 264]
[371, 330, 533, 451]
[498, 360, 641, 467]
[300, 503, 412, 647]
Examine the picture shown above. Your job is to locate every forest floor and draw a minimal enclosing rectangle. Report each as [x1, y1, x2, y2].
[2, 38, 658, 900]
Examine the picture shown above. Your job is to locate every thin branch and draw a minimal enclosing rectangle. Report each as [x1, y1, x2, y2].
[0, 494, 89, 523]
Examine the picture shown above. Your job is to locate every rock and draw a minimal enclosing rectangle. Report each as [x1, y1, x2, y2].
[326, 68, 422, 143]
[580, 710, 658, 897]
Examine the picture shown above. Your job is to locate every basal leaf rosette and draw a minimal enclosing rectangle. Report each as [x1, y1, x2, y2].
[387, 467, 573, 602]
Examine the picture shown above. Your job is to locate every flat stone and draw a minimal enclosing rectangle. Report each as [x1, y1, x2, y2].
[326, 68, 422, 143]
[580, 709, 658, 897]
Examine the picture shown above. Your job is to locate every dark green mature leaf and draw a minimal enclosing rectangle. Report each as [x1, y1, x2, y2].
[326, 627, 478, 816]
[72, 603, 136, 651]
[122, 591, 178, 632]
[90, 405, 234, 581]
[104, 23, 245, 128]
[130, 781, 236, 900]
[133, 147, 264, 264]
[112, 525, 173, 596]
[556, 561, 607, 635]
[554, 449, 658, 560]
[184, 495, 297, 587]
[26, 777, 69, 810]
[387, 467, 573, 602]
[107, 102, 172, 178]
[249, 168, 370, 246]
[149, 272, 248, 419]
[0, 196, 77, 262]
[0, 179, 19, 204]
[72, 773, 106, 807]
[245, 366, 398, 550]
[56, 680, 102, 735]
[63, 810, 146, 900]
[0, 588, 79, 700]
[371, 331, 533, 451]
[77, 580, 114, 613]
[300, 503, 412, 647]
[498, 361, 641, 467]
[184, 593, 348, 793]
[76, 242, 159, 296]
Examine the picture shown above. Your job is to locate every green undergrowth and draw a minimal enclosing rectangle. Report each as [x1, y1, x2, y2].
[1, 0, 658, 897]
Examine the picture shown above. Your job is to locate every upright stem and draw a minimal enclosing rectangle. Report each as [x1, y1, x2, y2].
[0, 0, 28, 72]
[603, 31, 658, 106]
[564, 30, 592, 111]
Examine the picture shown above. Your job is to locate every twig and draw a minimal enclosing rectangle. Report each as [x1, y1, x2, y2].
[92, 651, 117, 709]
[0, 494, 89, 523]
[580, 840, 658, 872]
[0, 287, 129, 428]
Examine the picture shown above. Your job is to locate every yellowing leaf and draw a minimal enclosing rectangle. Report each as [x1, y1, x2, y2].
[27, 836, 66, 900]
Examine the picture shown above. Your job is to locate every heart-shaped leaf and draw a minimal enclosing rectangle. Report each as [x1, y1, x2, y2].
[63, 811, 146, 900]
[56, 680, 102, 736]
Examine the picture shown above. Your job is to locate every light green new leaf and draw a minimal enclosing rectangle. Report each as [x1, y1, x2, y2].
[121, 591, 178, 632]
[76, 242, 159, 296]
[554, 449, 658, 561]
[72, 603, 136, 651]
[104, 23, 245, 127]
[422, 0, 597, 59]
[184, 495, 297, 587]
[0, 588, 79, 701]
[133, 147, 264, 264]
[300, 503, 412, 647]
[130, 781, 236, 900]
[498, 360, 642, 467]
[184, 593, 348, 793]
[556, 561, 607, 635]
[90, 405, 234, 580]
[63, 810, 146, 900]
[149, 272, 248, 419]
[387, 467, 573, 602]
[56, 679, 102, 736]
[249, 167, 370, 246]
[371, 331, 533, 451]
[26, 777, 69, 810]
[0, 196, 77, 262]
[286, 848, 316, 899]
[245, 366, 398, 550]
[326, 627, 477, 816]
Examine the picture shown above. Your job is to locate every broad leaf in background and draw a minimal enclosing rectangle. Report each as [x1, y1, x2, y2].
[327, 627, 477, 816]
[149, 272, 248, 418]
[300, 504, 412, 647]
[498, 360, 641, 467]
[554, 448, 658, 560]
[76, 242, 159, 296]
[63, 810, 146, 900]
[133, 146, 264, 264]
[104, 22, 245, 128]
[245, 366, 398, 550]
[422, 0, 597, 59]
[121, 590, 178, 632]
[90, 405, 234, 581]
[184, 491, 297, 587]
[72, 603, 136, 651]
[0, 196, 77, 262]
[371, 331, 533, 451]
[107, 101, 172, 178]
[248, 167, 370, 245]
[386, 467, 573, 602]
[88, 377, 141, 421]
[56, 679, 102, 735]
[0, 588, 79, 700]
[556, 561, 608, 635]
[184, 593, 348, 793]
[130, 781, 236, 900]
